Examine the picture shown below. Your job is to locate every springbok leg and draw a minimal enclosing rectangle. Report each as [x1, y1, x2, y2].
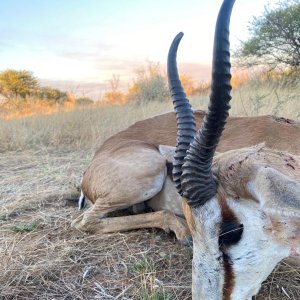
[72, 210, 190, 241]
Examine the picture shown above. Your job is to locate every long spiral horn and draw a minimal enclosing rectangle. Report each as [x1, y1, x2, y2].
[181, 0, 235, 207]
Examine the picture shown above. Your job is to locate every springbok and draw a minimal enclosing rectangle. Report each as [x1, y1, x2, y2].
[72, 0, 300, 298]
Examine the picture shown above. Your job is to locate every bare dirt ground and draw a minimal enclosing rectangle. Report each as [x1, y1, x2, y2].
[1, 148, 299, 300]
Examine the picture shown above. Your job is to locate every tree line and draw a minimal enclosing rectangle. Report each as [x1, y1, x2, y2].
[0, 69, 93, 105]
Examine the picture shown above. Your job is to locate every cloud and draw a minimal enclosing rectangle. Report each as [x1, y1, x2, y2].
[95, 59, 142, 72]
[93, 60, 212, 86]
[92, 59, 146, 84]
[179, 63, 211, 81]
[59, 46, 112, 62]
[0, 27, 113, 59]
[159, 62, 211, 82]
[42, 31, 113, 59]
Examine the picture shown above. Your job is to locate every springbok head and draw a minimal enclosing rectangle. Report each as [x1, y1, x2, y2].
[168, 0, 300, 299]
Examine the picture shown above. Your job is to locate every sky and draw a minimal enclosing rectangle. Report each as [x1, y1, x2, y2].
[0, 0, 274, 95]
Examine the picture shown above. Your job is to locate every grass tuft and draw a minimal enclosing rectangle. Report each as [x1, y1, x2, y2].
[132, 258, 156, 274]
[12, 221, 38, 233]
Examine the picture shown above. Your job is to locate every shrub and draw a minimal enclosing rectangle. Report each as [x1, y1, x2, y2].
[127, 62, 169, 104]
[75, 97, 94, 106]
[0, 69, 38, 99]
[37, 87, 68, 103]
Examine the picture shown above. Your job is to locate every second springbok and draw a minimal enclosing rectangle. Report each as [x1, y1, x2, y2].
[72, 0, 300, 299]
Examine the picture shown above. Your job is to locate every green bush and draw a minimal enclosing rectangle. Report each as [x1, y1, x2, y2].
[0, 69, 38, 99]
[128, 62, 169, 104]
[37, 87, 68, 103]
[76, 97, 94, 106]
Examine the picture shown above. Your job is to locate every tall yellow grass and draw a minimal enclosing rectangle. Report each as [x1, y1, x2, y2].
[1, 78, 299, 154]
[0, 101, 173, 152]
[0, 98, 77, 120]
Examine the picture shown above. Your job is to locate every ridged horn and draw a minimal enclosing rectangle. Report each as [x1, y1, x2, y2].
[167, 32, 196, 196]
[181, 0, 235, 207]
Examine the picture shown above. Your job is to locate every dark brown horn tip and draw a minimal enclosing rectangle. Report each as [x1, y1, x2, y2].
[175, 32, 184, 40]
[167, 32, 184, 87]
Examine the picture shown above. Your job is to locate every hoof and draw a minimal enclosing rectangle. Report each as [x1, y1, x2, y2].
[71, 213, 88, 231]
[180, 235, 193, 247]
[71, 213, 102, 233]
[71, 216, 84, 230]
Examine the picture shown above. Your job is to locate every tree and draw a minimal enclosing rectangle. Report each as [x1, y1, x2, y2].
[127, 62, 169, 104]
[37, 87, 68, 103]
[102, 74, 126, 105]
[235, 0, 300, 69]
[0, 69, 38, 99]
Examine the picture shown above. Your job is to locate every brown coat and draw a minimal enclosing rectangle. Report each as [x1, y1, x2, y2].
[98, 110, 300, 155]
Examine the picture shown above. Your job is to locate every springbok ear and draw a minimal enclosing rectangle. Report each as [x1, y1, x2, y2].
[159, 145, 176, 163]
[248, 167, 300, 218]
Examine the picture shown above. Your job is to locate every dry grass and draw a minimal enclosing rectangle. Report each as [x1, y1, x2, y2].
[1, 82, 300, 299]
[0, 98, 82, 120]
[0, 149, 192, 300]
[0, 149, 299, 299]
[0, 102, 175, 153]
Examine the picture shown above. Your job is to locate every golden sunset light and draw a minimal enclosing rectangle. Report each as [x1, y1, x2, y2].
[1, 0, 271, 97]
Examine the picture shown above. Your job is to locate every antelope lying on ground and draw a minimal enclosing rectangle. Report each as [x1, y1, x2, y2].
[72, 0, 299, 298]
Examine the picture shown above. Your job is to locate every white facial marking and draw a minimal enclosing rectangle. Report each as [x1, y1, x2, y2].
[226, 197, 290, 299]
[191, 198, 225, 300]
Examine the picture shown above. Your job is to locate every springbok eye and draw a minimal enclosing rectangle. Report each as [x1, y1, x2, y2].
[219, 221, 244, 247]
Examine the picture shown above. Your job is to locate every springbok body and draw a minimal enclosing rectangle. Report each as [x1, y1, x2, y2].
[73, 111, 300, 237]
[72, 0, 299, 298]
